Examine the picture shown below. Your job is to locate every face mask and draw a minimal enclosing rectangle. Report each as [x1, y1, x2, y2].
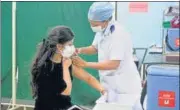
[61, 45, 75, 58]
[91, 26, 105, 33]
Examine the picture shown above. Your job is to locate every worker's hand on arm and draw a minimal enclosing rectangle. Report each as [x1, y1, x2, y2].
[61, 58, 72, 95]
[72, 65, 106, 95]
[76, 45, 97, 55]
[72, 56, 88, 68]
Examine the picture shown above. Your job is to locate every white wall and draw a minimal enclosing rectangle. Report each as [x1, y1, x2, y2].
[117, 2, 178, 48]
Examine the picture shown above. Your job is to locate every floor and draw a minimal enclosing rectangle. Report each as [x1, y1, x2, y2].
[1, 98, 92, 110]
[1, 105, 33, 110]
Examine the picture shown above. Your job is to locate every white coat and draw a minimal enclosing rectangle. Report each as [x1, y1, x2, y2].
[92, 20, 142, 110]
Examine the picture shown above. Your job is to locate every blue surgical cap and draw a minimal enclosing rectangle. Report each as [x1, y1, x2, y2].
[88, 2, 114, 22]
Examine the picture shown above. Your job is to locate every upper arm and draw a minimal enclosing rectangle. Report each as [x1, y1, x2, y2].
[72, 65, 92, 82]
[90, 45, 98, 53]
[107, 60, 120, 67]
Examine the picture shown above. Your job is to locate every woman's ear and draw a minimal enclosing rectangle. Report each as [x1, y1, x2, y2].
[56, 44, 63, 51]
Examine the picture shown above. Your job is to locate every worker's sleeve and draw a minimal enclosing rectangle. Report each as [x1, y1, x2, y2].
[92, 33, 99, 50]
[109, 32, 126, 61]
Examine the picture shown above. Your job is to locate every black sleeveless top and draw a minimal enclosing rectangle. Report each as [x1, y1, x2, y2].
[34, 58, 73, 110]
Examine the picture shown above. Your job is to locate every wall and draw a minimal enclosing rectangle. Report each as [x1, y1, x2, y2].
[117, 2, 178, 48]
[1, 1, 13, 98]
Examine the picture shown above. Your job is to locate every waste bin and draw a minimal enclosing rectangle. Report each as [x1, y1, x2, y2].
[147, 65, 179, 110]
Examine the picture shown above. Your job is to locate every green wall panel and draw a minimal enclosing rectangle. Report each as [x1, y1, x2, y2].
[15, 2, 99, 105]
[1, 2, 12, 98]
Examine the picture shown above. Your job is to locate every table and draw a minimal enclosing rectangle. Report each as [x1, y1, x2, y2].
[142, 53, 179, 80]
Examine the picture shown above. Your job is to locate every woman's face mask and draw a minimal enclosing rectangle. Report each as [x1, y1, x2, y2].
[61, 45, 75, 58]
[56, 39, 75, 58]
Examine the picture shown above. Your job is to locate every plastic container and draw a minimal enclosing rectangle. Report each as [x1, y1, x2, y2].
[147, 65, 179, 110]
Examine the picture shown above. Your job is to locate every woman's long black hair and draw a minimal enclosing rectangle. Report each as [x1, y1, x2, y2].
[30, 26, 74, 98]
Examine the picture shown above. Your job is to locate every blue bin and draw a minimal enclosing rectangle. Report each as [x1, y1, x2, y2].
[147, 65, 179, 110]
[166, 28, 180, 52]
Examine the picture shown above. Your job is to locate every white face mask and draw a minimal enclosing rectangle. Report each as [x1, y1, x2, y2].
[61, 45, 75, 58]
[91, 26, 104, 33]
